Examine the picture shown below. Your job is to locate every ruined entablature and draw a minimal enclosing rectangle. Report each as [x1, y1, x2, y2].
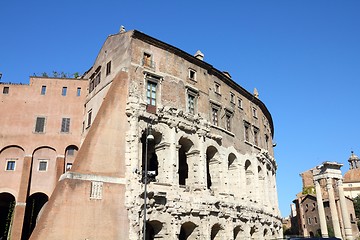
[256, 149, 277, 171]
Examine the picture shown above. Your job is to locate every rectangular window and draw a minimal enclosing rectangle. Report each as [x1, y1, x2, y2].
[252, 107, 258, 118]
[41, 86, 46, 95]
[77, 87, 81, 96]
[230, 93, 235, 104]
[38, 160, 48, 171]
[6, 160, 16, 171]
[254, 127, 259, 146]
[212, 107, 219, 126]
[62, 87, 67, 96]
[214, 82, 221, 94]
[94, 72, 101, 87]
[265, 134, 269, 150]
[244, 122, 250, 142]
[188, 94, 195, 114]
[106, 61, 111, 76]
[67, 149, 75, 156]
[61, 118, 70, 133]
[238, 98, 243, 109]
[35, 117, 46, 133]
[89, 79, 95, 93]
[225, 112, 232, 131]
[146, 81, 157, 106]
[3, 86, 9, 94]
[188, 69, 196, 80]
[87, 110, 92, 127]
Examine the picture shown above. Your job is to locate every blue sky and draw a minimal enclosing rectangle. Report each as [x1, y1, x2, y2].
[1, 1, 360, 217]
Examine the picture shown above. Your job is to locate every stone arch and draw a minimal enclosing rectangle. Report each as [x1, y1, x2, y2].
[141, 128, 162, 183]
[206, 146, 220, 191]
[233, 225, 243, 240]
[21, 192, 48, 240]
[0, 192, 15, 239]
[178, 137, 194, 186]
[228, 153, 237, 169]
[245, 160, 254, 198]
[145, 220, 163, 240]
[211, 223, 225, 240]
[179, 221, 197, 240]
[0, 145, 25, 170]
[64, 145, 79, 171]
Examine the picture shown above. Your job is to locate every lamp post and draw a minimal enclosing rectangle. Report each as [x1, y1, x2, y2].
[143, 125, 154, 240]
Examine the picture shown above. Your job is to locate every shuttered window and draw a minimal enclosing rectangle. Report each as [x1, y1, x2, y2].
[61, 118, 70, 133]
[35, 117, 46, 133]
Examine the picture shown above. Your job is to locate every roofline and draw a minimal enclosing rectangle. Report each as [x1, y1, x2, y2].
[131, 30, 274, 136]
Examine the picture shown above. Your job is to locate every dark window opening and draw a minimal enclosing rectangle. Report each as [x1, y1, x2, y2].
[62, 87, 67, 96]
[35, 117, 45, 133]
[178, 138, 193, 186]
[106, 61, 111, 76]
[2, 86, 9, 94]
[77, 87, 81, 96]
[41, 86, 46, 95]
[61, 118, 70, 133]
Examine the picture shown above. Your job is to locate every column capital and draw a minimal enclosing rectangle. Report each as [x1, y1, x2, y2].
[336, 178, 343, 186]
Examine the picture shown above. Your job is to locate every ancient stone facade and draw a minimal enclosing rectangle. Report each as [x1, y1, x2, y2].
[2, 29, 282, 239]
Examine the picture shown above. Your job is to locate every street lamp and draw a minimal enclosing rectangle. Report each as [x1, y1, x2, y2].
[143, 125, 154, 240]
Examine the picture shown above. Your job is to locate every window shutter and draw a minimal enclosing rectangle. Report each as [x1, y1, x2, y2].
[35, 117, 45, 132]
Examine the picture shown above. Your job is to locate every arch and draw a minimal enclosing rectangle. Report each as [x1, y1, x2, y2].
[211, 223, 224, 240]
[228, 153, 237, 169]
[21, 192, 49, 240]
[178, 137, 194, 186]
[141, 128, 162, 183]
[0, 192, 15, 239]
[233, 225, 243, 240]
[65, 145, 79, 171]
[206, 146, 219, 190]
[179, 221, 197, 240]
[145, 220, 162, 240]
[32, 146, 57, 155]
[0, 146, 25, 174]
[263, 228, 269, 237]
[0, 145, 25, 154]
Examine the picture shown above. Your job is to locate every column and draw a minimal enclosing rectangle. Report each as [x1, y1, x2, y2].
[253, 160, 260, 204]
[154, 142, 171, 183]
[10, 155, 32, 240]
[198, 134, 206, 188]
[326, 178, 342, 238]
[314, 180, 328, 237]
[338, 179, 353, 239]
[186, 150, 200, 186]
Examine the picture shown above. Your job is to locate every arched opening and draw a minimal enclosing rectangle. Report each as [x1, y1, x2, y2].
[309, 231, 314, 237]
[245, 160, 253, 197]
[263, 228, 268, 237]
[145, 220, 162, 240]
[21, 193, 48, 240]
[228, 153, 236, 169]
[211, 223, 223, 240]
[141, 128, 162, 183]
[0, 192, 15, 239]
[233, 226, 242, 240]
[65, 145, 78, 171]
[179, 222, 197, 240]
[178, 138, 193, 186]
[206, 146, 219, 190]
[250, 225, 257, 237]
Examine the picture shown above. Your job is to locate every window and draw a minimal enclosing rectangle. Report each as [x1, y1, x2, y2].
[252, 107, 258, 118]
[244, 122, 250, 142]
[61, 118, 70, 133]
[67, 148, 75, 156]
[41, 86, 46, 95]
[188, 69, 196, 80]
[307, 217, 311, 225]
[314, 217, 318, 223]
[66, 163, 73, 171]
[253, 127, 259, 146]
[94, 72, 101, 87]
[225, 111, 232, 131]
[87, 110, 92, 127]
[230, 93, 235, 104]
[106, 61, 111, 76]
[214, 82, 221, 94]
[265, 134, 269, 150]
[146, 81, 157, 106]
[3, 86, 9, 94]
[6, 160, 16, 171]
[212, 107, 219, 126]
[62, 87, 67, 96]
[89, 78, 95, 93]
[187, 89, 198, 114]
[38, 160, 48, 171]
[35, 117, 46, 133]
[143, 53, 153, 68]
[77, 87, 81, 96]
[238, 98, 243, 109]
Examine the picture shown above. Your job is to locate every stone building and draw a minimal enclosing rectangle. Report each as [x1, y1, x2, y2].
[344, 152, 360, 199]
[0, 77, 87, 239]
[1, 28, 282, 239]
[293, 162, 359, 239]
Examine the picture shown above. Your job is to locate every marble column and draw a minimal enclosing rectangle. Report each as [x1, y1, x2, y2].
[337, 179, 353, 239]
[314, 180, 328, 237]
[326, 178, 342, 238]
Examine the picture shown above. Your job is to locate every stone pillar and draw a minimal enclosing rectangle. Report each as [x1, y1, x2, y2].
[326, 178, 342, 238]
[253, 160, 260, 204]
[198, 134, 206, 188]
[314, 180, 328, 237]
[10, 155, 32, 240]
[154, 142, 171, 183]
[186, 150, 200, 186]
[338, 179, 353, 239]
[55, 155, 65, 181]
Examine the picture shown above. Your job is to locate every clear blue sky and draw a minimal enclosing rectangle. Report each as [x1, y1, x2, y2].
[1, 1, 360, 217]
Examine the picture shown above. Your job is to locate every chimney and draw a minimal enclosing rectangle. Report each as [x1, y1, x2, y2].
[119, 25, 126, 33]
[223, 71, 231, 79]
[194, 50, 204, 60]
